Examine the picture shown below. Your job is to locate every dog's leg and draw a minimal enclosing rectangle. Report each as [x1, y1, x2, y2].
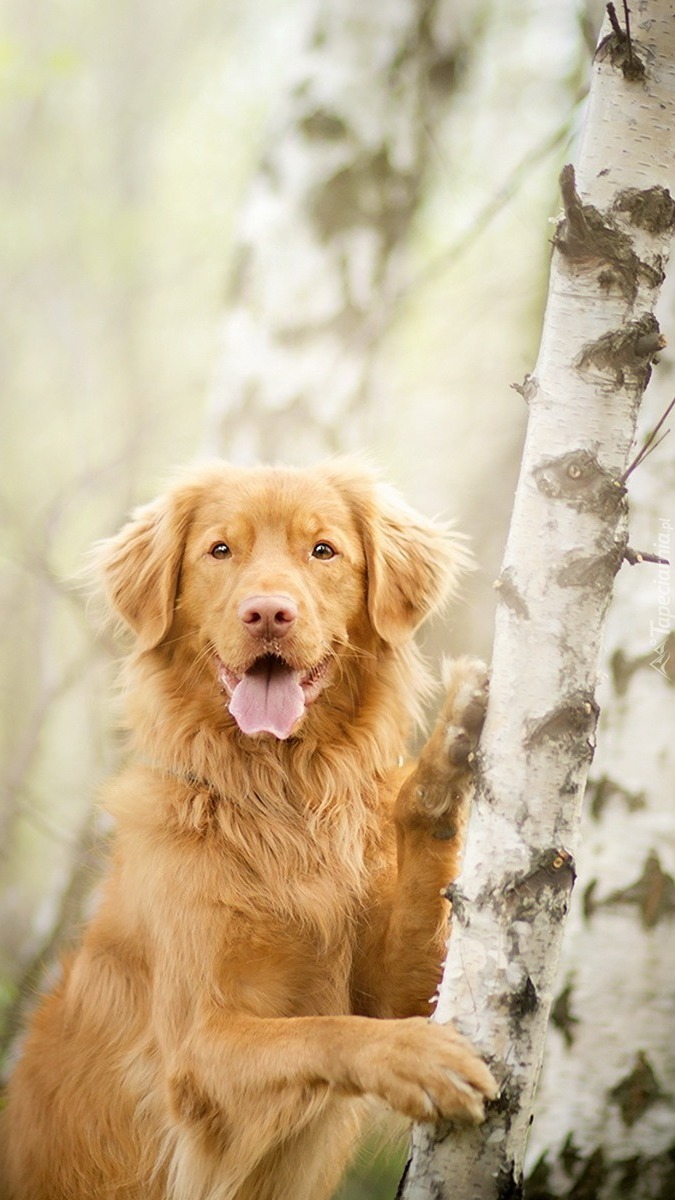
[355, 656, 488, 1019]
[166, 1003, 495, 1185]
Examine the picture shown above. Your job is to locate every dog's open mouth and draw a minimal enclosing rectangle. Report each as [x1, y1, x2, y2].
[216, 654, 331, 740]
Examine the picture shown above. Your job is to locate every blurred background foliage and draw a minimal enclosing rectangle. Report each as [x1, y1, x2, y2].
[1, 0, 606, 1194]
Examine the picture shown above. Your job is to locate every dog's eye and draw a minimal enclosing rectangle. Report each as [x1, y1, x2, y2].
[311, 542, 336, 560]
[210, 542, 231, 560]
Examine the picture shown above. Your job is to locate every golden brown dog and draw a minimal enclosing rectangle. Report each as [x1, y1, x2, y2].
[1, 460, 495, 1200]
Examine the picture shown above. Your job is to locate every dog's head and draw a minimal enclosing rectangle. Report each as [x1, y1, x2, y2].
[98, 460, 468, 740]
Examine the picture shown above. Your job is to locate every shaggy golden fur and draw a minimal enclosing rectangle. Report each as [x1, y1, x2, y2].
[1, 460, 495, 1200]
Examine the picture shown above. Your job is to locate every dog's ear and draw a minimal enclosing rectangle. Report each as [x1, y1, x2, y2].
[362, 486, 469, 646]
[97, 491, 192, 650]
[326, 461, 470, 647]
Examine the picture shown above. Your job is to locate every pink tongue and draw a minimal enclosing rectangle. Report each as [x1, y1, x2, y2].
[229, 658, 305, 739]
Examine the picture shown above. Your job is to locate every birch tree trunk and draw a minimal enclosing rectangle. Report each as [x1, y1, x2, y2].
[203, 0, 479, 464]
[524, 308, 675, 1193]
[399, 3, 675, 1196]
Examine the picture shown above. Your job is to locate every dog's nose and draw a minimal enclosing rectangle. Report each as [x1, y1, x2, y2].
[238, 594, 298, 640]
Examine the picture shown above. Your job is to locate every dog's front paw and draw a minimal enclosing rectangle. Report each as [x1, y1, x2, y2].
[347, 1017, 497, 1125]
[395, 657, 488, 829]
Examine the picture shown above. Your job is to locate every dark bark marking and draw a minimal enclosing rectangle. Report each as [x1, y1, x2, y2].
[511, 374, 538, 403]
[603, 850, 675, 929]
[476, 776, 500, 811]
[568, 1147, 608, 1199]
[586, 775, 646, 820]
[551, 980, 579, 1048]
[525, 1152, 555, 1200]
[556, 546, 622, 590]
[442, 882, 469, 925]
[300, 110, 348, 140]
[554, 164, 646, 301]
[425, 1186, 441, 1200]
[554, 164, 625, 263]
[505, 848, 576, 920]
[494, 568, 530, 619]
[654, 1142, 675, 1200]
[610, 1051, 666, 1126]
[427, 51, 463, 94]
[583, 879, 598, 920]
[511, 975, 539, 1026]
[560, 765, 582, 796]
[576, 314, 665, 394]
[613, 186, 675, 235]
[394, 1156, 411, 1200]
[525, 1135, 585, 1196]
[497, 1163, 524, 1200]
[613, 1141, 675, 1200]
[550, 682, 599, 750]
[527, 1142, 675, 1199]
[617, 1155, 641, 1193]
[597, 267, 617, 292]
[395, 1159, 444, 1200]
[309, 149, 416, 246]
[490, 1079, 523, 1133]
[610, 645, 653, 696]
[525, 694, 599, 751]
[560, 1133, 583, 1177]
[534, 449, 625, 518]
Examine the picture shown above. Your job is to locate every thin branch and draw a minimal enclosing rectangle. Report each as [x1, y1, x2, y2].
[606, 3, 625, 41]
[408, 117, 575, 305]
[622, 0, 634, 71]
[606, 0, 634, 62]
[340, 113, 580, 367]
[625, 429, 670, 472]
[620, 395, 675, 483]
[347, 116, 579, 361]
[623, 547, 670, 566]
[602, 1, 645, 80]
[0, 813, 109, 1073]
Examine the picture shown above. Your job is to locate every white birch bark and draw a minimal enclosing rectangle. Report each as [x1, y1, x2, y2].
[203, 0, 480, 464]
[399, 3, 675, 1195]
[524, 305, 675, 1193]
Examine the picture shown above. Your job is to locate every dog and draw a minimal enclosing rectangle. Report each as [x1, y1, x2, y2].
[1, 459, 495, 1200]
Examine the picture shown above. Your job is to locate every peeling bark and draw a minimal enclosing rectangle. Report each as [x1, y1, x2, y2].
[399, 3, 675, 1196]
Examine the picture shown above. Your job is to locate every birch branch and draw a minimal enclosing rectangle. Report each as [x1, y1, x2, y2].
[399, 3, 675, 1195]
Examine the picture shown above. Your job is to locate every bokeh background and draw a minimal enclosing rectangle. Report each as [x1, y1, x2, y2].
[5, 1, 672, 1196]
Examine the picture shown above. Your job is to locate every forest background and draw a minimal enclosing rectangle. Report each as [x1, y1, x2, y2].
[1, 1, 673, 1197]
